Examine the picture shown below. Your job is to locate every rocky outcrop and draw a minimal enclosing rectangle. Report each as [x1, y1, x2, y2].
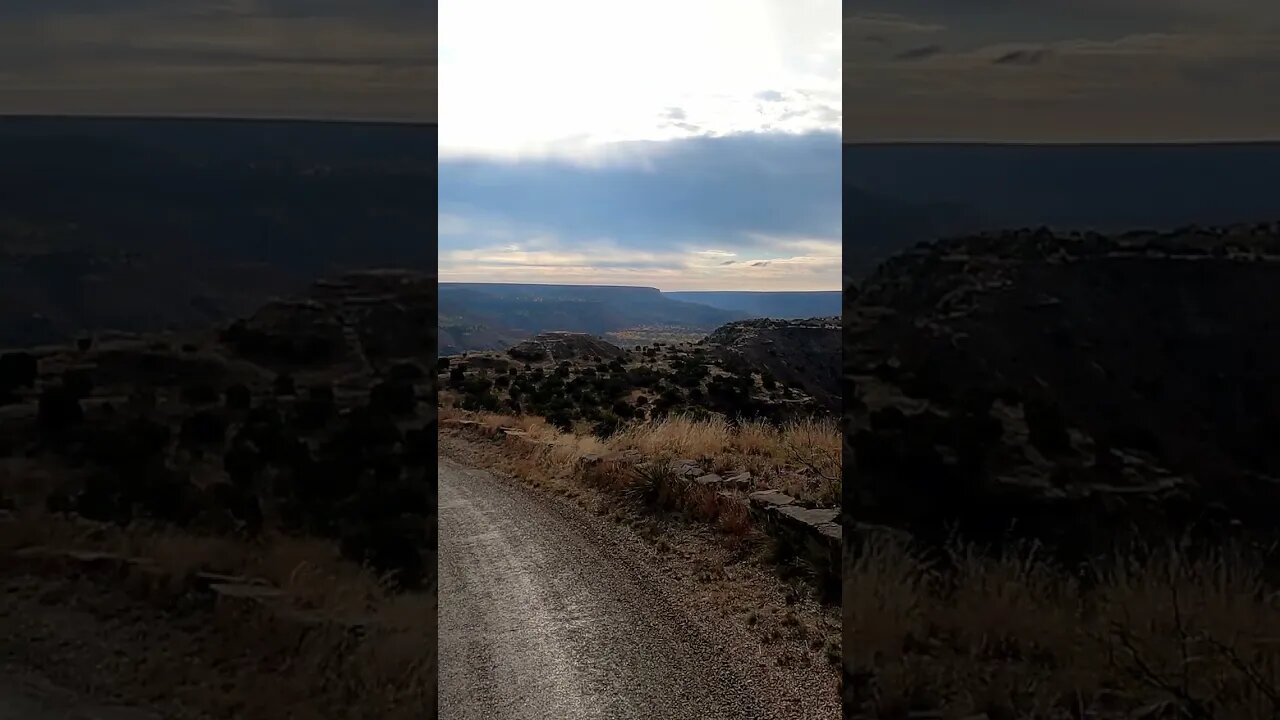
[707, 317, 841, 413]
[220, 301, 349, 368]
[221, 270, 434, 373]
[844, 224, 1280, 551]
[745, 491, 841, 578]
[507, 332, 626, 363]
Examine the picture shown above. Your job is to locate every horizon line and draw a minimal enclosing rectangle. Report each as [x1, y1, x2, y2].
[0, 112, 435, 128]
[844, 138, 1280, 147]
[439, 280, 843, 293]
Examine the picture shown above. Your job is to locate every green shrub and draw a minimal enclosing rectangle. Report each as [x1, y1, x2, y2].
[460, 390, 500, 412]
[592, 413, 623, 439]
[448, 365, 466, 387]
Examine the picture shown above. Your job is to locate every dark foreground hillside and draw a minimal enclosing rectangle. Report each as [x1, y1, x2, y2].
[2, 269, 437, 581]
[842, 224, 1280, 719]
[0, 269, 437, 718]
[844, 222, 1280, 550]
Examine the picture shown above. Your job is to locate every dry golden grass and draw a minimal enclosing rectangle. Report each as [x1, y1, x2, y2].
[716, 497, 754, 535]
[845, 534, 1280, 719]
[444, 407, 841, 511]
[729, 419, 778, 455]
[441, 408, 827, 538]
[611, 414, 735, 459]
[0, 509, 434, 718]
[607, 413, 841, 503]
[780, 418, 842, 477]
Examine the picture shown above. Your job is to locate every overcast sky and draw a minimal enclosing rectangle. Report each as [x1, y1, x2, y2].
[845, 0, 1280, 142]
[0, 0, 434, 122]
[438, 0, 841, 291]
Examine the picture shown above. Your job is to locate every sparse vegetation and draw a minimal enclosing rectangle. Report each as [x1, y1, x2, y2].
[0, 272, 437, 718]
[12, 365, 431, 586]
[605, 326, 715, 346]
[845, 534, 1280, 719]
[443, 331, 828, 438]
[841, 225, 1280, 719]
[439, 403, 841, 514]
[438, 327, 843, 633]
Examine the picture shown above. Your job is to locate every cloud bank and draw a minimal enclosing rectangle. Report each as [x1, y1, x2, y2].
[438, 131, 842, 291]
[844, 0, 1280, 141]
[0, 0, 434, 121]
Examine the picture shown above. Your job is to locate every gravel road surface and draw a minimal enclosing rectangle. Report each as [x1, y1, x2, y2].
[437, 456, 838, 720]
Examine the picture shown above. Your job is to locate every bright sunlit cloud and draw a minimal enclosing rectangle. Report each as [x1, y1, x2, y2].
[438, 0, 841, 160]
[439, 1, 841, 291]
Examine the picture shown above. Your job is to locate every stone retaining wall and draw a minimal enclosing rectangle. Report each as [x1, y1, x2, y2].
[442, 417, 844, 580]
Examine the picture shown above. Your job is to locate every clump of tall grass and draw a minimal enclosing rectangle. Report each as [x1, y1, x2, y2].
[845, 533, 1280, 719]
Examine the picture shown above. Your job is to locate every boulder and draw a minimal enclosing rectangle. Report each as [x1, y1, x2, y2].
[693, 472, 753, 490]
[672, 459, 704, 479]
[748, 489, 796, 509]
[693, 473, 726, 487]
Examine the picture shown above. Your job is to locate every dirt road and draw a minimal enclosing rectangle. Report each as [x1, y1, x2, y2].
[437, 456, 838, 720]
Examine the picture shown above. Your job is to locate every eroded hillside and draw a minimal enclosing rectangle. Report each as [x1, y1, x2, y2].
[440, 320, 840, 436]
[1, 269, 438, 584]
[843, 223, 1280, 550]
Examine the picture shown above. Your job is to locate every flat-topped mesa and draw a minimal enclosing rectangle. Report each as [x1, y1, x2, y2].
[706, 316, 839, 340]
[506, 332, 626, 363]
